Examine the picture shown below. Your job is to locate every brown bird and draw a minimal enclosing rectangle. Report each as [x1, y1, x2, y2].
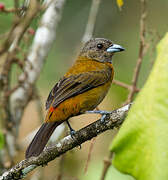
[25, 38, 124, 158]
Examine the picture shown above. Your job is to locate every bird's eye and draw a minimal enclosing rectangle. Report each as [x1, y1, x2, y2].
[97, 43, 103, 49]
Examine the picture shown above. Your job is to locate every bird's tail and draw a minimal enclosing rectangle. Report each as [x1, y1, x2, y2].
[25, 121, 62, 159]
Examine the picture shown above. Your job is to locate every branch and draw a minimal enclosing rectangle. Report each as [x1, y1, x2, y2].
[112, 79, 140, 92]
[84, 137, 96, 174]
[10, 0, 66, 131]
[0, 104, 131, 180]
[0, 0, 40, 55]
[82, 0, 101, 44]
[100, 151, 113, 180]
[0, 7, 23, 14]
[100, 0, 148, 178]
[126, 0, 147, 103]
[0, 0, 66, 170]
[0, 1, 41, 167]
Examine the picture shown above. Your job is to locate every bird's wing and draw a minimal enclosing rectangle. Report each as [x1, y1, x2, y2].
[45, 69, 112, 110]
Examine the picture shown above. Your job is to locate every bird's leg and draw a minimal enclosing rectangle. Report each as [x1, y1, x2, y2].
[86, 110, 111, 123]
[66, 120, 82, 149]
[66, 120, 76, 137]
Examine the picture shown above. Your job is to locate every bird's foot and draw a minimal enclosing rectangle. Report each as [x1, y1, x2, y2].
[86, 110, 111, 123]
[70, 129, 76, 138]
[66, 120, 81, 149]
[66, 120, 76, 138]
[70, 130, 82, 149]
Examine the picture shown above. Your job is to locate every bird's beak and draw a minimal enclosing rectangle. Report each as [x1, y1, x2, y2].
[106, 44, 125, 53]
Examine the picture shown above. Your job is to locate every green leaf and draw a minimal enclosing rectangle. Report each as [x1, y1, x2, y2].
[110, 33, 168, 180]
[0, 132, 4, 149]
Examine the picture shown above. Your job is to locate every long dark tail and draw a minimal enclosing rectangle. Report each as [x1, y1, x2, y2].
[25, 122, 61, 159]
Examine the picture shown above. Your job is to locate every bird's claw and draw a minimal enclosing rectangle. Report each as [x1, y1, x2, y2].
[69, 130, 82, 149]
[86, 110, 111, 123]
[66, 120, 76, 138]
[70, 129, 76, 138]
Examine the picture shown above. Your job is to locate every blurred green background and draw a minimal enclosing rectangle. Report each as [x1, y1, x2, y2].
[0, 0, 168, 179]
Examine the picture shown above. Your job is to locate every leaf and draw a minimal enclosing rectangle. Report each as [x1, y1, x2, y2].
[116, 0, 124, 10]
[0, 132, 4, 149]
[110, 33, 168, 180]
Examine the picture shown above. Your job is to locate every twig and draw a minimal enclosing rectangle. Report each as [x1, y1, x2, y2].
[14, 0, 20, 17]
[13, 57, 24, 70]
[0, 0, 40, 123]
[41, 0, 54, 11]
[100, 0, 148, 179]
[84, 138, 96, 174]
[83, 105, 100, 174]
[100, 152, 113, 180]
[126, 0, 147, 103]
[4, 84, 20, 97]
[0, 104, 131, 180]
[0, 1, 41, 170]
[0, 0, 40, 55]
[0, 0, 66, 172]
[57, 154, 65, 180]
[82, 0, 101, 44]
[14, 0, 19, 9]
[113, 79, 140, 92]
[56, 127, 68, 180]
[33, 87, 44, 124]
[0, 7, 23, 14]
[10, 0, 66, 138]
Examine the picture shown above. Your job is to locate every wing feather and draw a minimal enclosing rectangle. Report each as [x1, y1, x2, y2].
[45, 68, 112, 110]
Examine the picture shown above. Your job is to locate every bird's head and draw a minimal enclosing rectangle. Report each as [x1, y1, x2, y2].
[79, 38, 125, 63]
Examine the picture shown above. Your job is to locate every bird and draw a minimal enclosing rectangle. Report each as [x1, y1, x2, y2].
[25, 38, 124, 158]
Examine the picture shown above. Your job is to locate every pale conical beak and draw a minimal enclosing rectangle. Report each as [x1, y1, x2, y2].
[106, 44, 125, 53]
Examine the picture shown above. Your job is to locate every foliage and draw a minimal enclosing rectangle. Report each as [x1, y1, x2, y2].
[0, 132, 4, 149]
[110, 33, 168, 180]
